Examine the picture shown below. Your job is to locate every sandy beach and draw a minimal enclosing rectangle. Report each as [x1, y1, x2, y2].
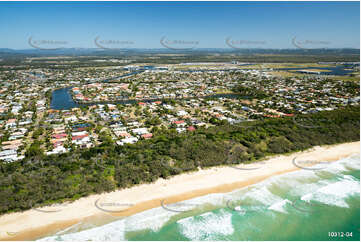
[0, 141, 359, 241]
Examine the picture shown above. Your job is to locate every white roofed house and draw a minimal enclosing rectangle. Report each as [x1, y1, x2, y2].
[9, 131, 24, 140]
[131, 127, 148, 136]
[36, 99, 46, 111]
[176, 127, 186, 133]
[5, 119, 16, 129]
[177, 110, 188, 116]
[65, 115, 78, 123]
[18, 119, 32, 126]
[11, 105, 22, 115]
[24, 111, 34, 118]
[71, 131, 92, 148]
[0, 149, 24, 162]
[46, 146, 67, 155]
[127, 121, 140, 127]
[119, 136, 138, 145]
[163, 104, 174, 110]
[0, 149, 17, 157]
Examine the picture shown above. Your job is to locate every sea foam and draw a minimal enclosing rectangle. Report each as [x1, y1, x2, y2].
[177, 209, 234, 240]
[268, 199, 291, 213]
[38, 219, 126, 241]
[38, 154, 360, 241]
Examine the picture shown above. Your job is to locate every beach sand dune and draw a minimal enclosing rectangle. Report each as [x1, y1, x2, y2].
[0, 141, 359, 241]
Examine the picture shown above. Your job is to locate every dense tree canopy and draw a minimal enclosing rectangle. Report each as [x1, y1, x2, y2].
[0, 106, 359, 214]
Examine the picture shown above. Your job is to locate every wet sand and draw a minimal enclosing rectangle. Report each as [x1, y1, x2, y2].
[0, 141, 359, 241]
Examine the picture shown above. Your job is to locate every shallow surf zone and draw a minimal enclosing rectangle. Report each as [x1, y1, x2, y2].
[38, 154, 360, 241]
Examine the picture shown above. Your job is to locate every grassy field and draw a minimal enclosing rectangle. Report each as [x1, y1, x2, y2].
[289, 69, 332, 73]
[236, 63, 336, 69]
[328, 72, 360, 82]
[269, 69, 359, 82]
[269, 71, 306, 78]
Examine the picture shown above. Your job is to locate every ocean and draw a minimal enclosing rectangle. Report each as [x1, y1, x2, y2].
[38, 154, 360, 241]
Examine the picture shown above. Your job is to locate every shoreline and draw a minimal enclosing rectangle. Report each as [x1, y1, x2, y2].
[0, 141, 359, 241]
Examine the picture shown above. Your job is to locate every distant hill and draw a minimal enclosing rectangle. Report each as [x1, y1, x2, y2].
[0, 48, 359, 57]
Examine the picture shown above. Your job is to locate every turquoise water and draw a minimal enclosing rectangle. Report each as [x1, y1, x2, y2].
[39, 154, 360, 241]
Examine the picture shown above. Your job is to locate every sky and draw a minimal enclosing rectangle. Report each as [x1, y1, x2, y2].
[0, 1, 359, 49]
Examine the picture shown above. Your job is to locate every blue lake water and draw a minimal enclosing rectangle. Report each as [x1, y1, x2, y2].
[50, 64, 356, 110]
[275, 66, 355, 76]
[50, 87, 79, 110]
[50, 87, 243, 110]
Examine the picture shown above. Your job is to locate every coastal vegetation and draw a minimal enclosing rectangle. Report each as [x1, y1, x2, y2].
[0, 105, 359, 215]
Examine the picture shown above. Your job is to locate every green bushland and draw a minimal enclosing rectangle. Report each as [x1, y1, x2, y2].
[0, 106, 359, 215]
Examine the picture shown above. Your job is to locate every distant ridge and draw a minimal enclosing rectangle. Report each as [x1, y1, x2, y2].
[0, 48, 359, 57]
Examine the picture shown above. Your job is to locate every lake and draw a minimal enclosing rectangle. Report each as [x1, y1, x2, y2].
[275, 65, 355, 76]
[50, 87, 244, 110]
[50, 87, 79, 110]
